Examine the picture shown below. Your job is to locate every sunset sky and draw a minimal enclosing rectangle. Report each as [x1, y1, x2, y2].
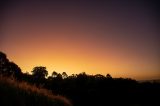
[1, 0, 159, 80]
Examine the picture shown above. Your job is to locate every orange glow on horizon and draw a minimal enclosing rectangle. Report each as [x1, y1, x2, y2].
[1, 0, 159, 80]
[3, 45, 159, 80]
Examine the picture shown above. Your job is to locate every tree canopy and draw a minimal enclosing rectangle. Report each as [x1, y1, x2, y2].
[31, 66, 48, 79]
[0, 52, 22, 78]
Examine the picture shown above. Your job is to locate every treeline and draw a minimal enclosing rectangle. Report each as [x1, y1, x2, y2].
[0, 51, 160, 106]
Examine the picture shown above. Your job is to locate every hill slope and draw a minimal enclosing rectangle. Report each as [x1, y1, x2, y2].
[0, 76, 71, 106]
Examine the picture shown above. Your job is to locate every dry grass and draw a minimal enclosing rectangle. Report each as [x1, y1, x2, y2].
[0, 75, 72, 106]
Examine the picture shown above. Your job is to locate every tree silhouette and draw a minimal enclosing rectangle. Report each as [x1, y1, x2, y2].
[31, 66, 48, 79]
[0, 52, 22, 79]
[106, 74, 112, 79]
[52, 71, 58, 78]
[0, 52, 8, 61]
[0, 52, 9, 75]
[95, 74, 105, 79]
[6, 62, 22, 78]
[57, 73, 62, 79]
[1, 51, 160, 106]
[62, 72, 68, 79]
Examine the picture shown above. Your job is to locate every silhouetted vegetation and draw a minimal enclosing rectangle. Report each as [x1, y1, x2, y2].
[0, 51, 160, 106]
[0, 52, 22, 79]
[0, 76, 71, 106]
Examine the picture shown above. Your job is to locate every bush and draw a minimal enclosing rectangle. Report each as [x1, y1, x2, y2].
[0, 76, 72, 106]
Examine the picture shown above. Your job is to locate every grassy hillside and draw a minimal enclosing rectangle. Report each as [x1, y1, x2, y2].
[0, 76, 72, 106]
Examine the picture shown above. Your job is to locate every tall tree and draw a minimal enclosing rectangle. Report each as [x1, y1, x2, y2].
[0, 52, 9, 74]
[0, 52, 22, 79]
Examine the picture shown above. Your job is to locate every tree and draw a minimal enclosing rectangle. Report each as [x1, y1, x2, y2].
[52, 71, 58, 78]
[0, 52, 9, 74]
[52, 72, 62, 80]
[106, 74, 112, 79]
[0, 52, 8, 63]
[62, 72, 68, 79]
[76, 72, 88, 84]
[31, 66, 48, 79]
[0, 52, 22, 79]
[95, 74, 105, 78]
[6, 62, 22, 78]
[57, 73, 62, 79]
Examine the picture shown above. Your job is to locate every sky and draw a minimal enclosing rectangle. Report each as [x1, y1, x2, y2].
[0, 0, 159, 80]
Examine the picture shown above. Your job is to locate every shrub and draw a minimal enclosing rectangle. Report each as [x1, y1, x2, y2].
[0, 75, 72, 106]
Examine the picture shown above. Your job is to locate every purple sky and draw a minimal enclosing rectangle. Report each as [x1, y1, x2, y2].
[0, 0, 159, 80]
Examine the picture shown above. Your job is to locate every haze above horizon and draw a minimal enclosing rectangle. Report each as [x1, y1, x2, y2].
[1, 0, 159, 80]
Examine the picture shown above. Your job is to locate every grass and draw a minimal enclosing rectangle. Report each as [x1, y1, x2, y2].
[0, 76, 72, 106]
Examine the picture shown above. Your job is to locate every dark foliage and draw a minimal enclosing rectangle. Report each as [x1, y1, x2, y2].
[0, 52, 22, 79]
[0, 76, 71, 106]
[31, 66, 48, 85]
[0, 51, 160, 106]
